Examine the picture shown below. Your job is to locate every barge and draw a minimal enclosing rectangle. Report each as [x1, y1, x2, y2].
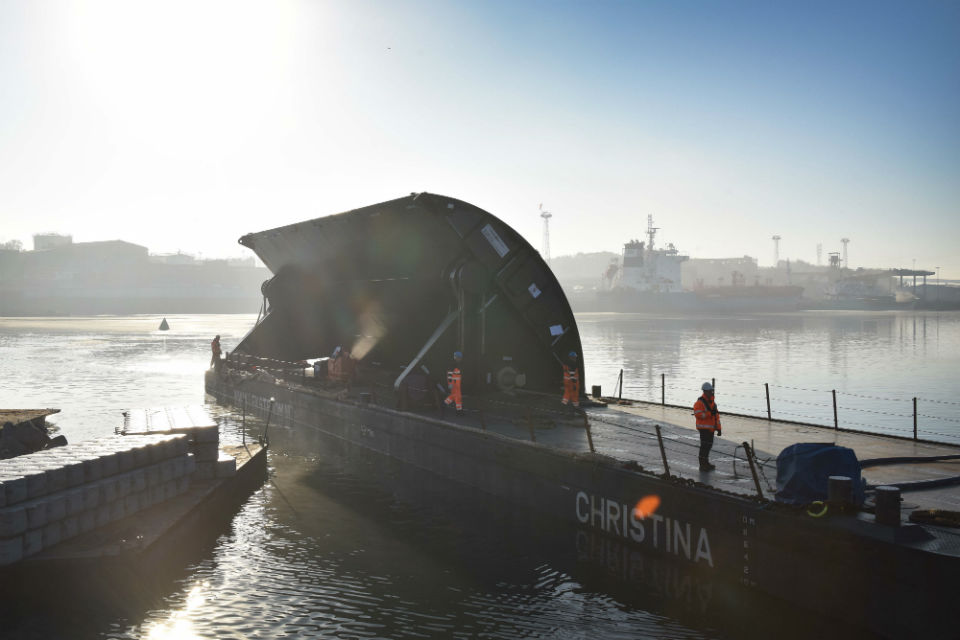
[1, 406, 266, 571]
[206, 193, 960, 639]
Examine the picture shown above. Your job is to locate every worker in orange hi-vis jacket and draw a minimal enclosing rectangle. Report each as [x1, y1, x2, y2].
[693, 381, 722, 471]
[561, 351, 581, 408]
[444, 351, 463, 415]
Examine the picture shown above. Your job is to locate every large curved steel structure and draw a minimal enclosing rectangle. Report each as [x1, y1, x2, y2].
[233, 193, 584, 396]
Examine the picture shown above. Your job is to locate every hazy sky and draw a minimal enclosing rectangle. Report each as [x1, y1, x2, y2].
[1, 0, 958, 276]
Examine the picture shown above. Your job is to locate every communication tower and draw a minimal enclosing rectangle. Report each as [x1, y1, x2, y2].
[841, 237, 850, 269]
[539, 204, 552, 263]
[772, 235, 781, 266]
[646, 214, 659, 250]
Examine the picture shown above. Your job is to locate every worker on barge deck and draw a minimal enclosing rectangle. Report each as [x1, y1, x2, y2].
[210, 335, 222, 370]
[694, 382, 722, 471]
[444, 351, 464, 416]
[561, 351, 581, 408]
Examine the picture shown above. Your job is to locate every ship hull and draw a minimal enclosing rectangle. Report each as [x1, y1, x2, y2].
[206, 371, 960, 639]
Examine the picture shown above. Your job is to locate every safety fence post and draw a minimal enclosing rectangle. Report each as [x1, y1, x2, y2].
[661, 373, 665, 406]
[832, 390, 838, 430]
[765, 383, 771, 421]
[913, 397, 918, 441]
[711, 377, 715, 391]
[655, 425, 670, 476]
[526, 413, 536, 443]
[479, 409, 487, 431]
[618, 369, 623, 401]
[242, 397, 246, 446]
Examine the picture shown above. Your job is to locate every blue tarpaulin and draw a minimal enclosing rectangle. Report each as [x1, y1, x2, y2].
[775, 443, 866, 505]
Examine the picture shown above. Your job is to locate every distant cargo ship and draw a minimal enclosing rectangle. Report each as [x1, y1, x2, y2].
[0, 234, 268, 316]
[571, 216, 804, 313]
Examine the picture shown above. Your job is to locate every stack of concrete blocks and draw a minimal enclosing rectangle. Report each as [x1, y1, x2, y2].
[0, 434, 194, 566]
[121, 406, 235, 481]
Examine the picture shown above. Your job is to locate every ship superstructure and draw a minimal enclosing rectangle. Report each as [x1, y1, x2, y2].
[609, 215, 688, 293]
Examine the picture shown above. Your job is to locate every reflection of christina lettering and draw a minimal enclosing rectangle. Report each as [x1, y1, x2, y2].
[575, 491, 713, 567]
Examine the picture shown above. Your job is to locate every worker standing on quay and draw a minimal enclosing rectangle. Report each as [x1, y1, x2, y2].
[210, 335, 222, 370]
[444, 351, 463, 415]
[561, 351, 580, 408]
[694, 382, 722, 471]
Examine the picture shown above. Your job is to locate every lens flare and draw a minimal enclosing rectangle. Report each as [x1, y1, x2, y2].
[633, 495, 661, 519]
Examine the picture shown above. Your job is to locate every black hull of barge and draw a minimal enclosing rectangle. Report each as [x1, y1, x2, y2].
[206, 372, 960, 639]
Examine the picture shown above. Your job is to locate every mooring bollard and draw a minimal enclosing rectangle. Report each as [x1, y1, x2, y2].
[359, 392, 371, 406]
[875, 486, 901, 526]
[828, 475, 853, 510]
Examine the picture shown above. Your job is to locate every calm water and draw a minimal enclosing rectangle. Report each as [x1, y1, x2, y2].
[1, 312, 956, 639]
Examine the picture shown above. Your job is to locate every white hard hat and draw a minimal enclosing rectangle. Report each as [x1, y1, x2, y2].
[701, 382, 714, 392]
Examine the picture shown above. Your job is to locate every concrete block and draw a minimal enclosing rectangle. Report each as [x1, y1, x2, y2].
[184, 454, 196, 475]
[19, 470, 48, 500]
[194, 461, 216, 480]
[133, 445, 150, 467]
[101, 477, 118, 503]
[194, 425, 219, 444]
[116, 474, 133, 498]
[173, 436, 189, 456]
[75, 456, 99, 482]
[42, 521, 61, 548]
[216, 455, 237, 478]
[124, 493, 140, 514]
[62, 515, 79, 540]
[163, 481, 177, 501]
[23, 528, 43, 556]
[66, 488, 85, 516]
[172, 457, 185, 478]
[110, 500, 126, 522]
[118, 447, 136, 472]
[39, 464, 66, 493]
[101, 453, 119, 477]
[176, 476, 189, 494]
[79, 511, 96, 534]
[63, 461, 85, 488]
[83, 484, 101, 510]
[23, 499, 47, 530]
[148, 441, 166, 463]
[0, 475, 27, 506]
[0, 535, 24, 566]
[146, 465, 160, 487]
[47, 493, 67, 522]
[160, 460, 174, 482]
[132, 469, 146, 493]
[150, 485, 164, 505]
[193, 442, 219, 462]
[95, 505, 111, 528]
[0, 505, 27, 537]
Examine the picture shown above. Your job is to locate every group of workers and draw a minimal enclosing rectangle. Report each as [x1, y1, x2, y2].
[444, 350, 725, 473]
[444, 349, 582, 416]
[212, 335, 723, 472]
